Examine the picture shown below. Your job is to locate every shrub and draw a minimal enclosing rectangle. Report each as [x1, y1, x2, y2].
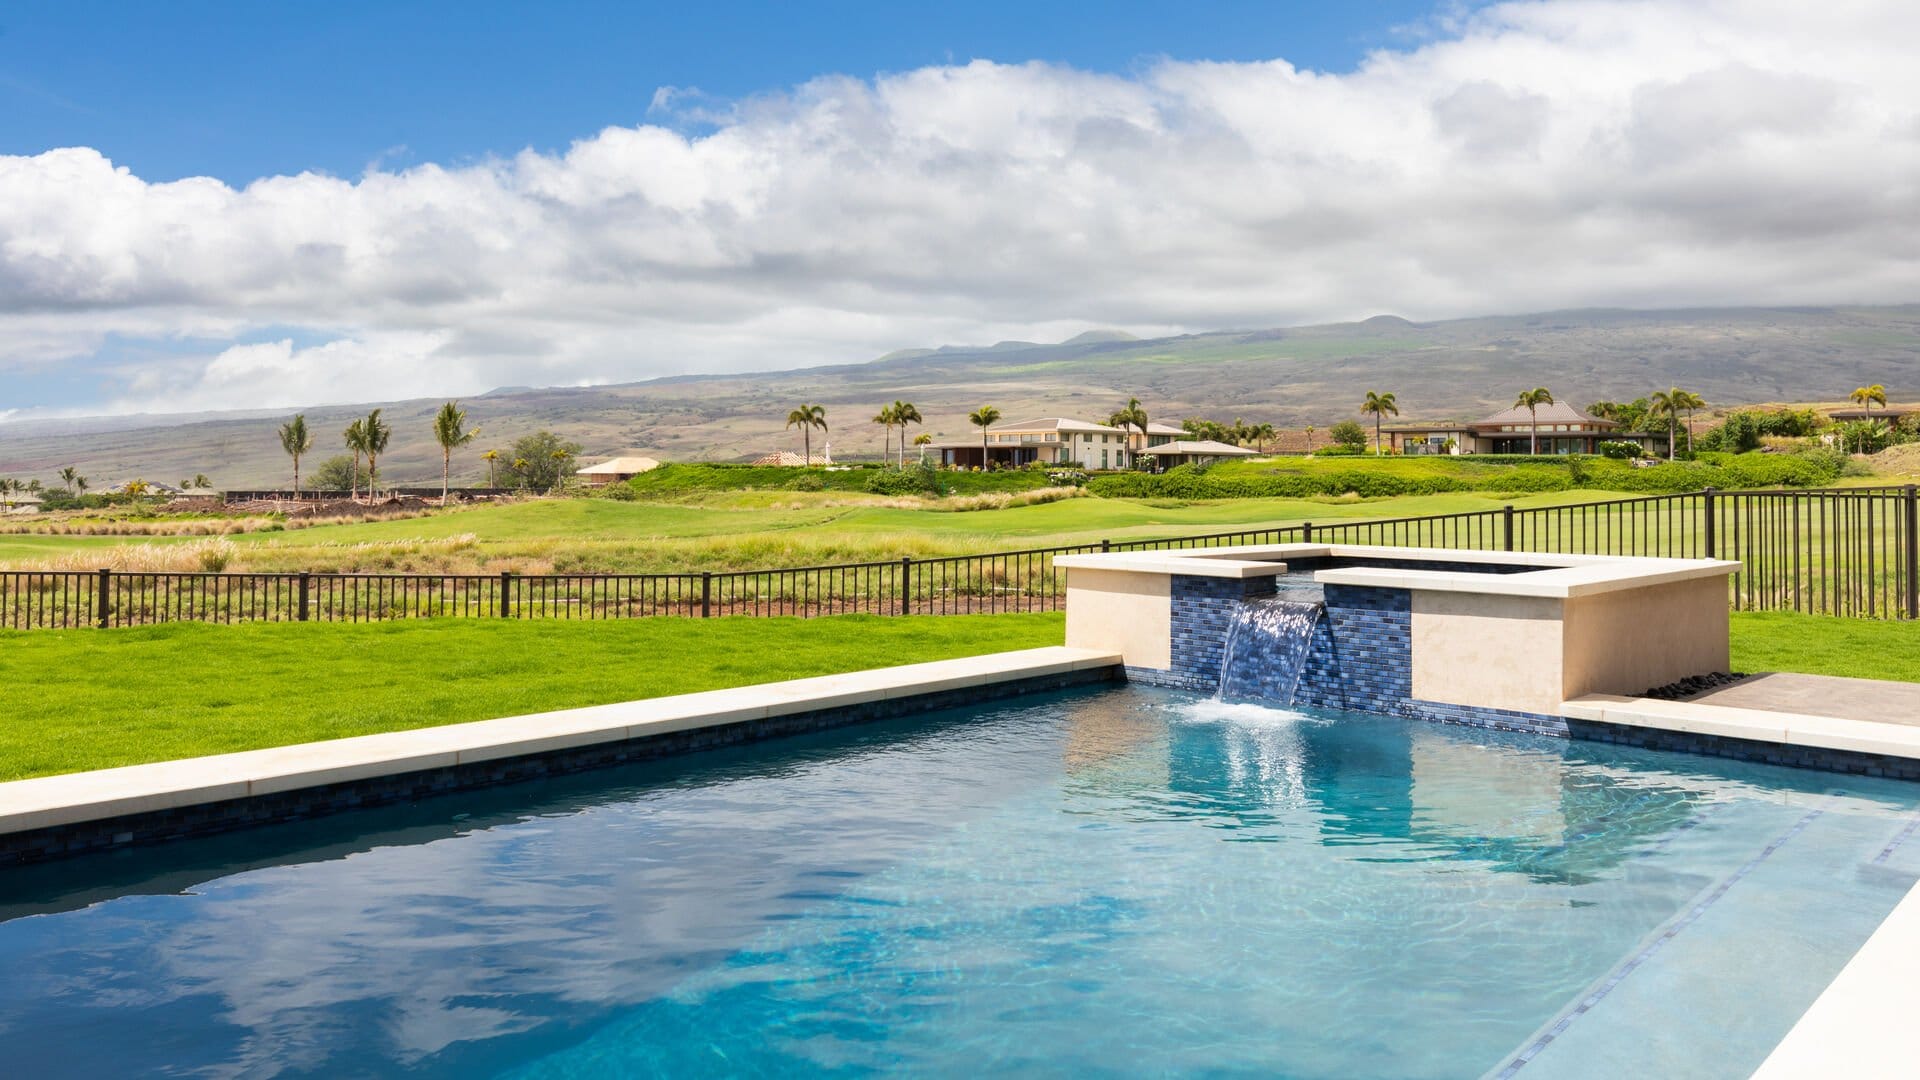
[1598, 440, 1643, 460]
[1328, 419, 1368, 451]
[867, 464, 945, 497]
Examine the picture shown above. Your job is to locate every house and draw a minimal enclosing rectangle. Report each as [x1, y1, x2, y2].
[576, 456, 661, 485]
[1138, 440, 1259, 469]
[1828, 405, 1915, 424]
[932, 418, 1141, 470]
[1, 489, 42, 514]
[1384, 401, 1667, 456]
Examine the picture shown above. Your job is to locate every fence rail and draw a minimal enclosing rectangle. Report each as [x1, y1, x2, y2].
[4, 486, 1917, 631]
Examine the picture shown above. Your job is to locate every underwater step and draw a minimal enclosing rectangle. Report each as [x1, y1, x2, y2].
[1218, 597, 1326, 707]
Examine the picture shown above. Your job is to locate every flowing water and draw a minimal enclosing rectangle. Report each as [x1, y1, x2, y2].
[1217, 596, 1325, 706]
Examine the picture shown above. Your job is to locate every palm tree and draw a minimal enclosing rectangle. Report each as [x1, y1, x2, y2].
[1673, 389, 1706, 452]
[1514, 387, 1555, 455]
[913, 432, 934, 463]
[278, 414, 313, 498]
[1648, 388, 1685, 462]
[785, 404, 828, 465]
[1108, 397, 1150, 466]
[893, 401, 923, 467]
[362, 408, 391, 497]
[344, 418, 368, 499]
[432, 401, 478, 506]
[0, 478, 15, 509]
[1851, 384, 1888, 422]
[872, 404, 897, 465]
[1360, 391, 1399, 456]
[73, 473, 88, 494]
[969, 405, 1002, 468]
[481, 448, 500, 488]
[1251, 422, 1276, 453]
[57, 466, 80, 494]
[1304, 424, 1315, 453]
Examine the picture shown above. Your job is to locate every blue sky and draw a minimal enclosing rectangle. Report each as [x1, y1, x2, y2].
[1, 1, 1912, 418]
[2, 0, 1460, 185]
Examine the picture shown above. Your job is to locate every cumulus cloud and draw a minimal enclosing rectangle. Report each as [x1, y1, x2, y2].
[1, 0, 1917, 414]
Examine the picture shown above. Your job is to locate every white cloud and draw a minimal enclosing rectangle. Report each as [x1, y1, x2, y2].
[1, 0, 1916, 414]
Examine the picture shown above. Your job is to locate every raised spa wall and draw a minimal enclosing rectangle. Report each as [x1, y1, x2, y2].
[1056, 544, 1741, 737]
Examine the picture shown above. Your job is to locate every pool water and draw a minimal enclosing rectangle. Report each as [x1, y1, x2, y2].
[3, 685, 1918, 1078]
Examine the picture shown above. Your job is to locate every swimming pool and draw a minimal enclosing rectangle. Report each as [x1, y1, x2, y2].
[2, 684, 1915, 1077]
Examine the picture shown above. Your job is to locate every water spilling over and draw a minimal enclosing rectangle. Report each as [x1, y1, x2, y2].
[1217, 597, 1324, 706]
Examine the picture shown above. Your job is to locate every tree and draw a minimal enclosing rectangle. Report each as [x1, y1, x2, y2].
[308, 455, 355, 492]
[1851, 384, 1888, 414]
[1672, 389, 1707, 452]
[1108, 397, 1149, 466]
[913, 432, 934, 462]
[871, 404, 897, 465]
[1251, 422, 1276, 453]
[505, 431, 582, 492]
[343, 418, 368, 500]
[481, 448, 501, 488]
[892, 401, 923, 467]
[785, 404, 828, 465]
[432, 401, 479, 506]
[1648, 388, 1690, 462]
[361, 409, 392, 497]
[1514, 387, 1554, 455]
[57, 466, 82, 494]
[1360, 391, 1399, 456]
[191, 474, 211, 489]
[1328, 419, 1367, 451]
[1304, 424, 1315, 452]
[0, 478, 15, 508]
[968, 405, 1002, 467]
[278, 414, 313, 497]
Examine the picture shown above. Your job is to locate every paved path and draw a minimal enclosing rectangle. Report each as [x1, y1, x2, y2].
[1688, 673, 1920, 728]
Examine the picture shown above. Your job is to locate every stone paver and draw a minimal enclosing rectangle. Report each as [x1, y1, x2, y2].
[1687, 672, 1920, 728]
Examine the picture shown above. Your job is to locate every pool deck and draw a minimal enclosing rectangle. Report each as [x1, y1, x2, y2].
[1685, 672, 1920, 728]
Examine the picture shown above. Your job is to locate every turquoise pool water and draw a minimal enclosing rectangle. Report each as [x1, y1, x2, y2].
[3, 685, 1918, 1077]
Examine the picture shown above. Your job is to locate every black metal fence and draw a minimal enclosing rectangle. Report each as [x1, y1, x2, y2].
[4, 486, 1917, 630]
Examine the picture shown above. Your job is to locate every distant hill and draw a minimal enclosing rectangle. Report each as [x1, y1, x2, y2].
[3, 304, 1918, 488]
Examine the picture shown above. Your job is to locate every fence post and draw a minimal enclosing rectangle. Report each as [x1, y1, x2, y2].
[1100, 538, 1111, 553]
[1501, 506, 1515, 552]
[701, 571, 712, 618]
[499, 571, 512, 618]
[900, 557, 912, 616]
[298, 572, 311, 622]
[1905, 485, 1919, 620]
[1702, 487, 1717, 559]
[1302, 521, 1314, 543]
[96, 567, 110, 629]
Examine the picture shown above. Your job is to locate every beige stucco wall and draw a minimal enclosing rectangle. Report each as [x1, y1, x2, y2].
[1561, 574, 1730, 699]
[1064, 567, 1171, 670]
[1411, 592, 1567, 715]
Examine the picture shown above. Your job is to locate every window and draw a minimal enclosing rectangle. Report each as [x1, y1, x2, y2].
[1101, 449, 1109, 468]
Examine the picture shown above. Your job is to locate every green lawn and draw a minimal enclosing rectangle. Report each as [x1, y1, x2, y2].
[0, 613, 1066, 781]
[1729, 611, 1920, 682]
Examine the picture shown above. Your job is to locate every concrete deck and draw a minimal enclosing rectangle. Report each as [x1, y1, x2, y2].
[1562, 693, 1920, 761]
[1685, 672, 1920, 729]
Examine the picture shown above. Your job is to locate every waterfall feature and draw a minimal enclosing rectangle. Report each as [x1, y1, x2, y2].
[1217, 598, 1325, 707]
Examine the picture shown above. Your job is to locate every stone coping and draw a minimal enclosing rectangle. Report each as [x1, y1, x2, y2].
[1056, 544, 1740, 597]
[0, 647, 1123, 839]
[1753, 878, 1920, 1078]
[1562, 694, 1920, 762]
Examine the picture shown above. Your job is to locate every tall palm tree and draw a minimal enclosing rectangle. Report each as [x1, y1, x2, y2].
[892, 401, 923, 467]
[1851, 384, 1888, 415]
[1251, 422, 1276, 453]
[1648, 388, 1685, 462]
[1360, 391, 1399, 456]
[362, 408, 392, 497]
[1514, 387, 1554, 454]
[913, 432, 934, 463]
[73, 473, 88, 494]
[1673, 389, 1706, 453]
[969, 405, 1002, 468]
[278, 414, 313, 498]
[432, 401, 478, 506]
[785, 403, 828, 466]
[58, 466, 80, 494]
[343, 418, 368, 499]
[1304, 424, 1315, 453]
[481, 448, 500, 488]
[872, 404, 897, 465]
[0, 478, 15, 508]
[1108, 397, 1150, 466]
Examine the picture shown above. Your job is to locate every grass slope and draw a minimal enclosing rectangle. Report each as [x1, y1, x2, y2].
[0, 613, 1066, 781]
[1729, 611, 1920, 683]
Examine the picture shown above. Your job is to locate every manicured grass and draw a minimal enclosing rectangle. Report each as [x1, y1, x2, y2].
[1729, 611, 1920, 683]
[0, 613, 1066, 781]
